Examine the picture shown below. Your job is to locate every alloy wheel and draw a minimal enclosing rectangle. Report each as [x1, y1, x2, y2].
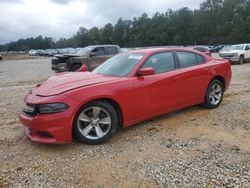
[209, 83, 222, 105]
[77, 107, 111, 140]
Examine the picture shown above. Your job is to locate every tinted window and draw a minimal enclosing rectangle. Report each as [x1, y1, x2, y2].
[105, 47, 118, 55]
[177, 52, 198, 68]
[93, 53, 144, 77]
[93, 47, 105, 56]
[245, 45, 250, 51]
[142, 52, 175, 74]
[196, 54, 205, 64]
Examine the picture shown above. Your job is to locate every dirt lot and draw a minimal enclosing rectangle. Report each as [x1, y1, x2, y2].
[0, 55, 250, 187]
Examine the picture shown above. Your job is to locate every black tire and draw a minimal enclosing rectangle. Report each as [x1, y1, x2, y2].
[70, 64, 82, 72]
[239, 55, 245, 64]
[73, 101, 118, 144]
[203, 79, 224, 109]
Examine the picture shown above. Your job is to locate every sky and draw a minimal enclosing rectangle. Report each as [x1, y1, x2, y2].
[0, 0, 204, 44]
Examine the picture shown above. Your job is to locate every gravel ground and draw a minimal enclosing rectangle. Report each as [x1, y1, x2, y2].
[0, 55, 250, 187]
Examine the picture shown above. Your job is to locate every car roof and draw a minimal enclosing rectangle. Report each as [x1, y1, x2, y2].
[129, 47, 203, 54]
[87, 44, 120, 48]
[233, 43, 250, 46]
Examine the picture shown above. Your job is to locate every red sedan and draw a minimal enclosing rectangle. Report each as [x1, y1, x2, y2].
[19, 48, 231, 144]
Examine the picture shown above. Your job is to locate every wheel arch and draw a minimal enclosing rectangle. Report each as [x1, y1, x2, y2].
[78, 97, 124, 129]
[210, 75, 225, 91]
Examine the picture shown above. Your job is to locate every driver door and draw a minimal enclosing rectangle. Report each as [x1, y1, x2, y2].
[133, 52, 181, 120]
[89, 47, 106, 70]
[244, 45, 250, 59]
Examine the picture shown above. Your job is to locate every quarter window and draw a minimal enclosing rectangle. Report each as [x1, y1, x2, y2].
[142, 52, 175, 74]
[176, 52, 198, 68]
[196, 54, 205, 64]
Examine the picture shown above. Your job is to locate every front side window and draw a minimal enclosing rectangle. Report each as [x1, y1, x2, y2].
[92, 47, 105, 56]
[142, 52, 175, 74]
[176, 52, 198, 68]
[245, 45, 250, 51]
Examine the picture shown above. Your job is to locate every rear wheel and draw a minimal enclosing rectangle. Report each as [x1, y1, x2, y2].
[70, 64, 82, 72]
[203, 79, 224, 109]
[73, 101, 118, 144]
[239, 55, 245, 64]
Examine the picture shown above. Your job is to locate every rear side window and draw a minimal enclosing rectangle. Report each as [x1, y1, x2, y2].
[176, 52, 198, 68]
[142, 52, 176, 74]
[105, 47, 118, 55]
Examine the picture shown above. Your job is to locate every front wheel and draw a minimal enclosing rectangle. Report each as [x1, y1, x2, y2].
[203, 79, 224, 109]
[73, 101, 118, 144]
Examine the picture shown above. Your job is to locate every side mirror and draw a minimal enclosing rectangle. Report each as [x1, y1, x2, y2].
[138, 67, 155, 76]
[90, 52, 97, 57]
[76, 64, 88, 72]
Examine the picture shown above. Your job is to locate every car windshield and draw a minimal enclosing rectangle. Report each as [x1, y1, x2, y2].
[93, 53, 145, 77]
[75, 47, 93, 56]
[231, 45, 244, 51]
[221, 46, 231, 51]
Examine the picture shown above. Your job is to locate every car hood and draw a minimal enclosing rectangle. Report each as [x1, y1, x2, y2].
[32, 72, 119, 97]
[219, 50, 241, 54]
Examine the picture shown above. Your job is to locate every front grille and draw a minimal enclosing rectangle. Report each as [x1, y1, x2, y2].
[220, 53, 235, 58]
[23, 103, 37, 117]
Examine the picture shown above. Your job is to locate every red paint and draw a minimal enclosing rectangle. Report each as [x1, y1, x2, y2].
[19, 48, 232, 144]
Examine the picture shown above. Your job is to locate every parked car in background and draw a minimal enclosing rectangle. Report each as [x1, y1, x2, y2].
[20, 48, 231, 144]
[45, 49, 58, 57]
[76, 48, 83, 52]
[67, 48, 77, 54]
[36, 49, 46, 56]
[51, 45, 121, 72]
[192, 46, 211, 56]
[57, 48, 68, 54]
[219, 44, 250, 64]
[210, 45, 225, 53]
[29, 50, 37, 56]
[0, 55, 3, 61]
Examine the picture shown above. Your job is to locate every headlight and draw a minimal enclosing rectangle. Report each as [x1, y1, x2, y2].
[233, 53, 238, 57]
[38, 103, 69, 114]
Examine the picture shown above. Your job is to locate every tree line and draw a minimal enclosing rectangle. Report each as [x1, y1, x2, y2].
[0, 0, 249, 52]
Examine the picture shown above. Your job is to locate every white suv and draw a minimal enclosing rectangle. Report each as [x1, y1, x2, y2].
[219, 44, 250, 64]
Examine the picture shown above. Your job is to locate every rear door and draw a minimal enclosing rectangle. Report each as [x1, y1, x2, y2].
[133, 52, 181, 120]
[175, 51, 211, 108]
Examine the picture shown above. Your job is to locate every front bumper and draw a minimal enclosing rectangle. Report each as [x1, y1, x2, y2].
[19, 93, 79, 144]
[19, 112, 72, 144]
